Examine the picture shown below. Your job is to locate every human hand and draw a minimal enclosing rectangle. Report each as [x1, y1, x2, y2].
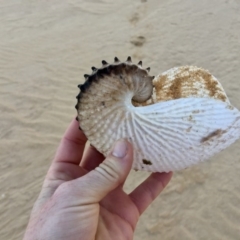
[24, 118, 172, 240]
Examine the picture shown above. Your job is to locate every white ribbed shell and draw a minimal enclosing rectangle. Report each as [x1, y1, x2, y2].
[77, 62, 240, 172]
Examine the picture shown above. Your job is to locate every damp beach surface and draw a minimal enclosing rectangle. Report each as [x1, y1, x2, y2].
[1, 0, 240, 240]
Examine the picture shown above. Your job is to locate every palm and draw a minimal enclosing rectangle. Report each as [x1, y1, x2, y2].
[51, 163, 139, 239]
[50, 161, 166, 240]
[55, 162, 139, 234]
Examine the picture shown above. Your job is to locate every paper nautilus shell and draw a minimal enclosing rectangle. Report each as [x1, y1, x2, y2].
[75, 57, 240, 172]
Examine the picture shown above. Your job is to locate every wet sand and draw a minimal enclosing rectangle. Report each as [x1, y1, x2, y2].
[0, 0, 240, 239]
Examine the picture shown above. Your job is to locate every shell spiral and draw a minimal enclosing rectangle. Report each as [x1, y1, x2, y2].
[76, 57, 240, 172]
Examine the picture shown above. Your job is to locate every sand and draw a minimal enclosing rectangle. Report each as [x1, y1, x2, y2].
[0, 0, 240, 239]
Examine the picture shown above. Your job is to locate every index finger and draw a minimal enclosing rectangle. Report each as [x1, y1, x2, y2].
[129, 172, 173, 215]
[53, 118, 87, 165]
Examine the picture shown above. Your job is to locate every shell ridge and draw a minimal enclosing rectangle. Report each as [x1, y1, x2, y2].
[80, 105, 124, 132]
[131, 116, 157, 171]
[134, 112, 191, 150]
[135, 121, 177, 171]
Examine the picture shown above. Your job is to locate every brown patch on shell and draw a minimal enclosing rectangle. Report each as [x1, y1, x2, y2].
[168, 77, 182, 99]
[154, 74, 167, 100]
[200, 70, 226, 102]
[153, 66, 228, 103]
[201, 129, 226, 143]
[192, 110, 200, 114]
[142, 159, 152, 165]
[216, 93, 227, 102]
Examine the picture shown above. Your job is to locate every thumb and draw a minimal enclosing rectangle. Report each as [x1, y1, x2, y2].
[79, 139, 133, 202]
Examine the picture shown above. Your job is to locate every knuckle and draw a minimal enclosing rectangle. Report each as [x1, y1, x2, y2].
[95, 157, 122, 184]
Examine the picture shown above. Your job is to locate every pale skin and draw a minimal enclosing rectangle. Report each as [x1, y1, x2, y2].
[24, 118, 172, 240]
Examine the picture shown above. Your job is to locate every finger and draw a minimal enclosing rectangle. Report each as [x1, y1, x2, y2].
[129, 172, 173, 215]
[69, 139, 133, 202]
[53, 118, 87, 165]
[81, 144, 105, 171]
[36, 118, 88, 208]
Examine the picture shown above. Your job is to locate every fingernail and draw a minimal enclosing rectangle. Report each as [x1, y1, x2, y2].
[112, 139, 128, 158]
